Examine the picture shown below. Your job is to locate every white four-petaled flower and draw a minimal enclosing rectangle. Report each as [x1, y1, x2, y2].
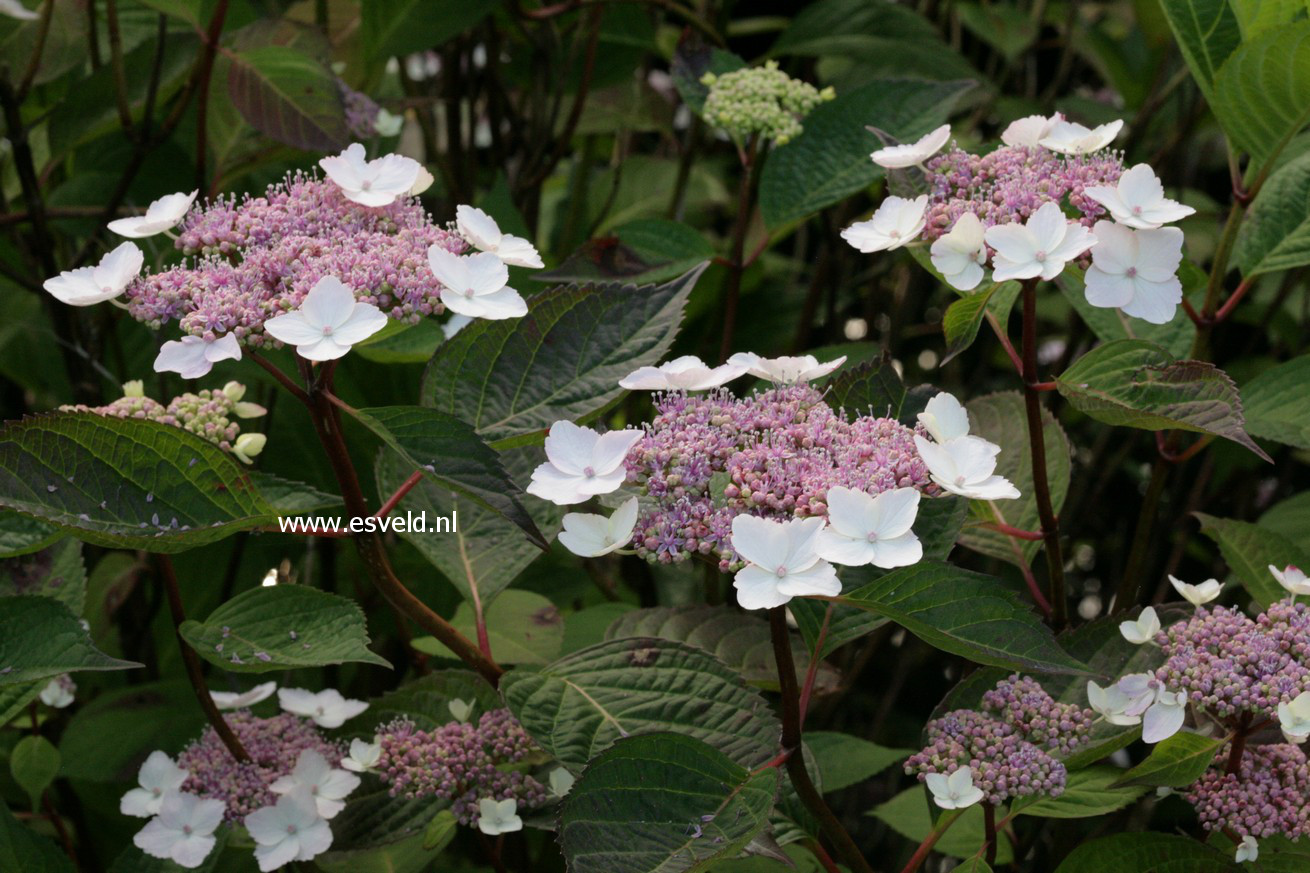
[245, 787, 334, 872]
[816, 486, 923, 569]
[318, 143, 422, 207]
[121, 751, 190, 818]
[526, 420, 642, 505]
[841, 195, 928, 253]
[1084, 164, 1194, 230]
[1270, 564, 1310, 596]
[427, 247, 528, 320]
[132, 791, 226, 869]
[558, 497, 638, 557]
[730, 515, 840, 611]
[619, 355, 746, 391]
[153, 333, 242, 379]
[870, 124, 950, 169]
[1118, 606, 1160, 645]
[43, 241, 143, 306]
[38, 675, 74, 708]
[1278, 691, 1310, 744]
[1168, 575, 1221, 607]
[477, 797, 523, 835]
[1236, 835, 1259, 864]
[277, 687, 369, 729]
[456, 204, 544, 268]
[108, 190, 198, 238]
[270, 749, 360, 819]
[925, 766, 984, 810]
[1086, 680, 1142, 726]
[913, 435, 1019, 501]
[210, 681, 277, 711]
[984, 202, 1096, 282]
[341, 738, 382, 773]
[262, 276, 388, 361]
[1084, 221, 1183, 325]
[1116, 673, 1186, 743]
[549, 768, 576, 797]
[726, 352, 846, 385]
[1038, 118, 1123, 155]
[917, 392, 971, 444]
[929, 213, 989, 291]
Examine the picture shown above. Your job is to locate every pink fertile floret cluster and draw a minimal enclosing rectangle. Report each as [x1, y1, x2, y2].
[63, 387, 244, 450]
[1188, 743, 1310, 841]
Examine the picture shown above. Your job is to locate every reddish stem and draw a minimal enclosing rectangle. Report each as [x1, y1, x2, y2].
[1155, 431, 1213, 464]
[1213, 277, 1254, 324]
[798, 604, 832, 724]
[978, 520, 1045, 541]
[986, 311, 1024, 375]
[375, 470, 424, 519]
[1029, 380, 1058, 392]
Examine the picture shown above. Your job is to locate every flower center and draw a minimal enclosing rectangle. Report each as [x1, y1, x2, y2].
[866, 532, 879, 543]
[360, 180, 372, 191]
[465, 288, 475, 297]
[286, 824, 298, 835]
[322, 325, 334, 336]
[102, 286, 114, 294]
[889, 230, 901, 239]
[1132, 205, 1142, 214]
[152, 787, 162, 797]
[1034, 250, 1047, 262]
[583, 466, 595, 478]
[311, 786, 320, 795]
[182, 825, 193, 835]
[1125, 267, 1137, 278]
[775, 566, 788, 578]
[954, 474, 967, 486]
[315, 706, 325, 716]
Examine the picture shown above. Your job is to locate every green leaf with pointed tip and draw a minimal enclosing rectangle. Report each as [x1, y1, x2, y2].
[941, 281, 1020, 365]
[0, 802, 74, 873]
[179, 585, 390, 673]
[1240, 355, 1310, 449]
[501, 637, 781, 771]
[350, 405, 545, 548]
[1013, 766, 1147, 818]
[559, 733, 780, 873]
[353, 319, 447, 365]
[0, 595, 140, 685]
[1194, 512, 1307, 606]
[0, 413, 279, 553]
[759, 77, 974, 227]
[806, 731, 910, 793]
[1056, 339, 1268, 460]
[1211, 22, 1310, 167]
[1236, 152, 1310, 278]
[421, 266, 705, 447]
[1113, 732, 1226, 788]
[0, 513, 62, 559]
[226, 46, 348, 151]
[248, 471, 341, 514]
[10, 735, 60, 811]
[1157, 0, 1241, 105]
[838, 561, 1087, 674]
[413, 589, 563, 665]
[1053, 832, 1233, 872]
[0, 682, 42, 728]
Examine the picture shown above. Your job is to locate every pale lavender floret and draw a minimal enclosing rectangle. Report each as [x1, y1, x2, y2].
[981, 673, 1096, 756]
[338, 79, 381, 139]
[176, 710, 344, 824]
[1187, 743, 1310, 840]
[374, 708, 547, 827]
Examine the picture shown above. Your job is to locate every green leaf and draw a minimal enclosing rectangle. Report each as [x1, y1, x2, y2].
[0, 539, 85, 615]
[360, 0, 500, 64]
[179, 585, 390, 673]
[1113, 732, 1226, 788]
[1241, 355, 1310, 448]
[603, 604, 838, 694]
[421, 809, 457, 852]
[355, 669, 500, 735]
[806, 731, 909, 792]
[316, 790, 450, 873]
[0, 513, 62, 559]
[0, 413, 279, 553]
[0, 595, 139, 685]
[759, 78, 974, 228]
[413, 589, 563, 665]
[352, 319, 446, 365]
[420, 266, 704, 447]
[1053, 832, 1233, 872]
[559, 733, 779, 873]
[1236, 152, 1310, 278]
[1055, 339, 1268, 460]
[226, 46, 348, 151]
[839, 560, 1087, 674]
[1212, 22, 1310, 167]
[247, 471, 341, 515]
[1013, 766, 1147, 818]
[1056, 268, 1198, 360]
[0, 802, 74, 873]
[349, 405, 545, 547]
[58, 682, 206, 782]
[10, 735, 60, 810]
[941, 281, 1020, 365]
[869, 788, 1013, 864]
[1157, 0, 1241, 105]
[957, 392, 1071, 567]
[538, 220, 716, 286]
[821, 352, 905, 419]
[955, 2, 1037, 61]
[1194, 512, 1308, 605]
[0, 682, 42, 728]
[501, 637, 781, 770]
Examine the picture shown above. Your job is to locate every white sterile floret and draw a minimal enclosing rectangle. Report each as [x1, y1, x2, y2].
[245, 788, 334, 872]
[558, 497, 638, 557]
[277, 687, 369, 729]
[43, 241, 143, 306]
[730, 515, 840, 611]
[38, 675, 74, 708]
[912, 435, 1019, 501]
[1038, 118, 1123, 155]
[984, 201, 1096, 282]
[841, 195, 928, 253]
[132, 791, 226, 869]
[1236, 835, 1259, 864]
[318, 143, 422, 207]
[477, 797, 523, 835]
[153, 333, 242, 379]
[1119, 606, 1160, 645]
[817, 486, 922, 569]
[726, 352, 846, 384]
[341, 738, 383, 773]
[456, 204, 544, 269]
[1270, 564, 1310, 596]
[263, 276, 388, 361]
[549, 767, 576, 797]
[870, 124, 950, 169]
[1278, 691, 1310, 744]
[427, 247, 527, 320]
[409, 166, 435, 196]
[1084, 221, 1183, 325]
[917, 392, 971, 443]
[1086, 680, 1142, 726]
[373, 108, 404, 137]
[0, 0, 40, 20]
[210, 681, 277, 711]
[620, 355, 747, 391]
[925, 766, 984, 810]
[1168, 575, 1221, 607]
[448, 698, 474, 723]
[1116, 673, 1185, 743]
[929, 212, 989, 291]
[1000, 113, 1063, 148]
[232, 433, 266, 465]
[108, 190, 198, 238]
[270, 749, 360, 819]
[527, 420, 643, 505]
[121, 751, 190, 818]
[1084, 164, 1195, 229]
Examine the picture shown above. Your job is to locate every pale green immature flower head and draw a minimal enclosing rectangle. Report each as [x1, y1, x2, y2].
[699, 61, 833, 145]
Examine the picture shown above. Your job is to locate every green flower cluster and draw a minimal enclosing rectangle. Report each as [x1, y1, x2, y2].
[700, 61, 834, 145]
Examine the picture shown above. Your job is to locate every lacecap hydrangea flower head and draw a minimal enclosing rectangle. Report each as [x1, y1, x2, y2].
[700, 60, 834, 145]
[844, 113, 1194, 325]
